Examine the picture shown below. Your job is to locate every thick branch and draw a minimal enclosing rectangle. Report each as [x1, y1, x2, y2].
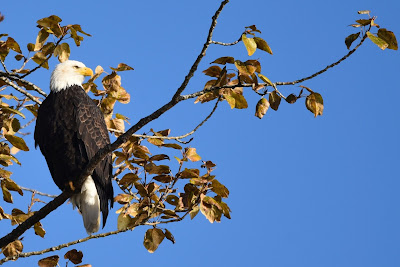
[0, 0, 230, 250]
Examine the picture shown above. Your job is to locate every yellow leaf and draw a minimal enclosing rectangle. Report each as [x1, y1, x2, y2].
[242, 34, 257, 56]
[64, 249, 83, 265]
[110, 63, 134, 71]
[143, 228, 165, 253]
[34, 28, 49, 51]
[53, 43, 70, 62]
[258, 74, 273, 86]
[186, 148, 201, 162]
[253, 37, 273, 54]
[6, 37, 21, 53]
[5, 134, 29, 151]
[269, 91, 281, 111]
[255, 98, 270, 119]
[34, 222, 46, 238]
[31, 51, 49, 69]
[305, 92, 324, 117]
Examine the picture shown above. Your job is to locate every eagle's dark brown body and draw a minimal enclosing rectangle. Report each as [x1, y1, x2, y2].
[34, 85, 113, 227]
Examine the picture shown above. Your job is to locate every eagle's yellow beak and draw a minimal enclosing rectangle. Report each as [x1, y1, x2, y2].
[78, 67, 93, 77]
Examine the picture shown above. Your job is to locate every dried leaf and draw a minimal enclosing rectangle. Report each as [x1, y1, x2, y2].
[190, 206, 200, 219]
[2, 240, 23, 257]
[110, 63, 134, 71]
[34, 222, 46, 238]
[143, 228, 165, 253]
[255, 98, 269, 119]
[145, 163, 170, 175]
[357, 10, 370, 15]
[345, 32, 361, 49]
[211, 56, 235, 65]
[4, 134, 29, 151]
[34, 29, 49, 51]
[377, 28, 398, 50]
[38, 255, 59, 267]
[6, 37, 21, 53]
[53, 43, 70, 62]
[164, 229, 175, 244]
[114, 193, 133, 204]
[64, 249, 83, 264]
[186, 148, 201, 162]
[285, 94, 297, 104]
[242, 34, 257, 56]
[31, 51, 49, 69]
[203, 65, 222, 77]
[211, 179, 229, 198]
[117, 213, 132, 231]
[166, 195, 179, 206]
[253, 37, 273, 54]
[162, 143, 182, 150]
[234, 60, 257, 76]
[305, 92, 324, 117]
[153, 175, 174, 183]
[269, 91, 281, 111]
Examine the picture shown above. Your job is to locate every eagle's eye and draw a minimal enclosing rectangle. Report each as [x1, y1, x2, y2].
[73, 65, 79, 69]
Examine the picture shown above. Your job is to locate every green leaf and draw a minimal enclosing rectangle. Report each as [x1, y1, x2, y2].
[269, 91, 281, 111]
[377, 28, 398, 50]
[345, 32, 360, 49]
[255, 98, 270, 119]
[253, 37, 273, 54]
[143, 228, 165, 253]
[367, 32, 389, 50]
[242, 34, 257, 56]
[305, 92, 324, 117]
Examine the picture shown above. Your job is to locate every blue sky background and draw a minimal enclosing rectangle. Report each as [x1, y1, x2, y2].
[1, 0, 400, 266]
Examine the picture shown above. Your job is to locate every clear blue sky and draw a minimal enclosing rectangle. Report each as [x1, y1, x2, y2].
[1, 0, 400, 266]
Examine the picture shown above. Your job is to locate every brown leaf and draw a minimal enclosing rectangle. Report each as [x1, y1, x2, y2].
[34, 222, 46, 238]
[38, 255, 59, 267]
[367, 32, 389, 50]
[179, 168, 199, 179]
[285, 94, 298, 104]
[253, 37, 273, 54]
[5, 37, 21, 54]
[166, 195, 179, 206]
[377, 28, 398, 50]
[31, 51, 49, 69]
[211, 56, 235, 65]
[242, 34, 257, 56]
[305, 92, 324, 117]
[149, 154, 170, 161]
[195, 91, 219, 104]
[153, 175, 174, 183]
[186, 148, 201, 162]
[203, 65, 222, 77]
[2, 240, 23, 257]
[164, 229, 175, 244]
[162, 143, 182, 150]
[118, 173, 139, 188]
[345, 32, 361, 49]
[110, 63, 134, 71]
[5, 134, 29, 151]
[64, 249, 83, 264]
[114, 193, 133, 204]
[145, 163, 170, 175]
[234, 60, 257, 76]
[255, 98, 269, 119]
[34, 29, 49, 51]
[190, 206, 200, 219]
[143, 228, 165, 253]
[53, 43, 70, 62]
[37, 15, 62, 28]
[211, 179, 229, 198]
[269, 91, 281, 111]
[117, 213, 133, 231]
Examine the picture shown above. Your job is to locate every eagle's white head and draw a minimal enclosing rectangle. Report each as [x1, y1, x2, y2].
[50, 60, 93, 92]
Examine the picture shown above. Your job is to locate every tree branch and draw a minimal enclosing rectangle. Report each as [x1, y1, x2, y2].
[0, 77, 42, 104]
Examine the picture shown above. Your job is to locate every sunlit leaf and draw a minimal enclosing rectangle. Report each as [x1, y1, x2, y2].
[255, 98, 269, 119]
[305, 92, 324, 117]
[64, 249, 83, 264]
[242, 34, 257, 56]
[366, 32, 388, 50]
[258, 74, 273, 86]
[211, 179, 229, 198]
[345, 32, 360, 49]
[37, 15, 62, 28]
[190, 206, 200, 219]
[34, 28, 49, 51]
[114, 193, 133, 204]
[110, 63, 134, 71]
[2, 240, 23, 257]
[211, 56, 235, 65]
[356, 19, 372, 26]
[32, 51, 49, 69]
[117, 213, 132, 231]
[203, 65, 222, 77]
[269, 91, 281, 111]
[4, 134, 29, 151]
[162, 143, 182, 150]
[357, 10, 370, 15]
[143, 228, 165, 253]
[53, 43, 70, 62]
[234, 60, 256, 76]
[377, 28, 398, 50]
[186, 148, 201, 162]
[34, 222, 46, 238]
[5, 37, 21, 53]
[253, 37, 272, 54]
[38, 255, 59, 267]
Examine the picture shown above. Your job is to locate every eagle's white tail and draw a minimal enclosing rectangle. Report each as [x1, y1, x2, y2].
[71, 176, 100, 234]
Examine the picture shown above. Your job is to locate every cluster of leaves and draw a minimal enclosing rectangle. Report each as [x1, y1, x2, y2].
[346, 10, 398, 50]
[112, 131, 230, 253]
[37, 249, 90, 267]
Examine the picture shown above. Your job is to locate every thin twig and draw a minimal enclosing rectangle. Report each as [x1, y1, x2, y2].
[19, 186, 57, 198]
[0, 77, 42, 104]
[0, 60, 10, 74]
[210, 35, 241, 46]
[0, 72, 47, 97]
[275, 29, 369, 86]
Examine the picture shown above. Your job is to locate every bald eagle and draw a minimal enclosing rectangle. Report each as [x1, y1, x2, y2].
[34, 60, 114, 234]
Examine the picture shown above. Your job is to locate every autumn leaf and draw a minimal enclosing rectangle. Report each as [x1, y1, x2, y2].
[377, 28, 398, 50]
[253, 37, 272, 54]
[143, 228, 165, 253]
[64, 249, 83, 264]
[211, 56, 235, 65]
[255, 98, 269, 119]
[305, 92, 324, 117]
[367, 32, 388, 50]
[54, 43, 70, 62]
[38, 255, 59, 267]
[269, 91, 281, 111]
[242, 34, 257, 56]
[186, 148, 201, 162]
[4, 134, 29, 151]
[345, 32, 360, 49]
[110, 63, 134, 71]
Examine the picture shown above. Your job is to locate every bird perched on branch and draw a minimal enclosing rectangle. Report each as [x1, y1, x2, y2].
[34, 60, 114, 234]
